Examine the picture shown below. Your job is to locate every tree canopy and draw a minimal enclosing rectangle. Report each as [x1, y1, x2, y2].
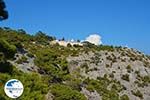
[0, 0, 8, 20]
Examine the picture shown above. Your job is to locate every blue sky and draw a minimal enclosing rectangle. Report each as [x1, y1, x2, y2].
[0, 0, 150, 54]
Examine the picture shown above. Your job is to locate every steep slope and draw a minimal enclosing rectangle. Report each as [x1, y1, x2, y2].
[0, 28, 150, 100]
[67, 48, 150, 100]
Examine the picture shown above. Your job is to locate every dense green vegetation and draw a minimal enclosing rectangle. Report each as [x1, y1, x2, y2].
[0, 38, 16, 73]
[0, 38, 16, 59]
[50, 84, 86, 100]
[120, 94, 129, 100]
[0, 27, 149, 100]
[131, 90, 143, 99]
[121, 74, 130, 82]
[0, 28, 86, 100]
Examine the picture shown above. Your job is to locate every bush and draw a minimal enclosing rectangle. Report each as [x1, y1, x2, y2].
[27, 53, 34, 58]
[16, 56, 28, 64]
[67, 43, 72, 47]
[65, 78, 82, 91]
[34, 31, 55, 45]
[120, 94, 129, 100]
[0, 52, 13, 73]
[50, 84, 86, 100]
[121, 74, 130, 82]
[0, 60, 13, 73]
[126, 65, 132, 73]
[0, 39, 17, 59]
[131, 90, 143, 99]
[97, 45, 114, 51]
[80, 63, 88, 69]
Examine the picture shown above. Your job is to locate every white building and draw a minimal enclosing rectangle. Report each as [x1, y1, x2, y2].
[50, 40, 83, 47]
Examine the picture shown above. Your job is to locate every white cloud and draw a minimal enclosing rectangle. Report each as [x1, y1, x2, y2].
[85, 34, 102, 45]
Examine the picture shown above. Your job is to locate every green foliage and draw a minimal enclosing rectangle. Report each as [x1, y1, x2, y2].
[142, 76, 150, 83]
[16, 56, 28, 64]
[126, 65, 132, 73]
[80, 63, 89, 69]
[33, 47, 70, 83]
[67, 43, 72, 47]
[17, 29, 26, 34]
[19, 73, 49, 100]
[0, 31, 18, 73]
[0, 39, 16, 59]
[135, 75, 150, 87]
[34, 31, 55, 45]
[111, 82, 124, 92]
[0, 0, 8, 20]
[131, 90, 143, 99]
[120, 94, 129, 100]
[27, 52, 34, 58]
[0, 60, 13, 73]
[0, 28, 33, 47]
[50, 84, 86, 100]
[65, 77, 82, 91]
[121, 74, 130, 82]
[97, 45, 115, 51]
[0, 52, 13, 73]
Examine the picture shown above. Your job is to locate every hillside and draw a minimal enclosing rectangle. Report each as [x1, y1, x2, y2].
[0, 28, 150, 100]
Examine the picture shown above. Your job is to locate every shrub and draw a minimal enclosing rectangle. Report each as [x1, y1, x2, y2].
[27, 53, 34, 58]
[120, 94, 129, 100]
[80, 63, 89, 69]
[109, 73, 114, 78]
[98, 45, 114, 51]
[121, 74, 130, 82]
[131, 90, 143, 99]
[66, 78, 82, 91]
[0, 39, 17, 59]
[126, 65, 132, 73]
[143, 75, 150, 83]
[0, 60, 13, 73]
[50, 84, 86, 100]
[0, 52, 13, 73]
[106, 64, 110, 68]
[16, 56, 28, 64]
[135, 75, 150, 87]
[67, 43, 72, 47]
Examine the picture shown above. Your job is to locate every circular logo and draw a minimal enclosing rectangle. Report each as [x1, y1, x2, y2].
[4, 79, 24, 99]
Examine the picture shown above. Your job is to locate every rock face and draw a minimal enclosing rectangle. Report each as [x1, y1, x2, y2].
[67, 48, 150, 100]
[9, 48, 39, 73]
